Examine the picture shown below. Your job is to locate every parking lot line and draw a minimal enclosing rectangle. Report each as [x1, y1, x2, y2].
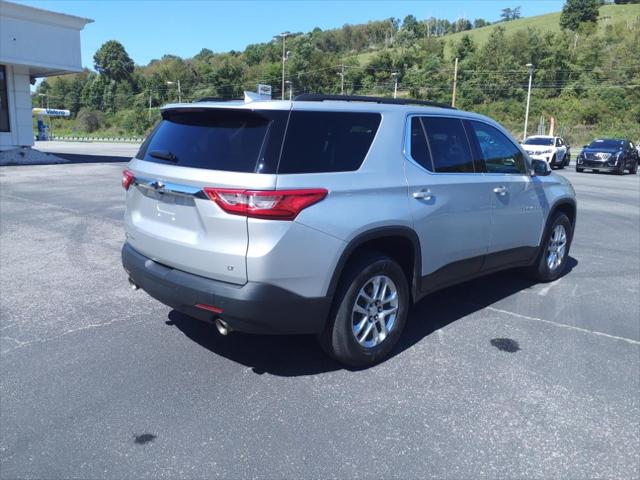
[481, 305, 640, 346]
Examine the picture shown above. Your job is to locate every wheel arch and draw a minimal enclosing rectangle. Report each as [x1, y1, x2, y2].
[326, 227, 422, 302]
[545, 198, 577, 245]
[551, 198, 576, 228]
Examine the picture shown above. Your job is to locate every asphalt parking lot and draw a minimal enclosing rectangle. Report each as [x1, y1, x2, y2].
[34, 141, 141, 163]
[1, 163, 638, 479]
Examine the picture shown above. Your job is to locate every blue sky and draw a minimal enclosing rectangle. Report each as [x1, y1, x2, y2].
[17, 0, 565, 69]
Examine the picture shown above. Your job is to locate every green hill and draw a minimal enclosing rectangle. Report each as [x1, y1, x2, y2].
[443, 3, 640, 58]
[353, 3, 640, 64]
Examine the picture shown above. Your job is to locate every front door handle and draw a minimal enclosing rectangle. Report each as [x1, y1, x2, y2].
[493, 185, 508, 196]
[413, 189, 433, 201]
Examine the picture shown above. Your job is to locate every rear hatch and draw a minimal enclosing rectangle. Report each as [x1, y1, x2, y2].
[124, 105, 289, 285]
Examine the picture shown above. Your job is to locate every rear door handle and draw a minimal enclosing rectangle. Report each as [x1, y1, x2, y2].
[493, 185, 508, 196]
[413, 189, 433, 201]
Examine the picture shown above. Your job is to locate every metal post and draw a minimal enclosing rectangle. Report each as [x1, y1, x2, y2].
[177, 80, 182, 103]
[148, 91, 152, 121]
[276, 32, 290, 100]
[282, 36, 285, 100]
[392, 72, 398, 99]
[285, 81, 292, 100]
[451, 57, 459, 107]
[523, 63, 534, 140]
[340, 64, 345, 95]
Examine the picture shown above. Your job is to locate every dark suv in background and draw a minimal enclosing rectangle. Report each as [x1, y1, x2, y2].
[576, 139, 639, 174]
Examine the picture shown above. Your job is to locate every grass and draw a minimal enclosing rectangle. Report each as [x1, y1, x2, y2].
[32, 115, 152, 139]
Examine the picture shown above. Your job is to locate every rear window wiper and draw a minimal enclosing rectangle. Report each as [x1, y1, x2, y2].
[149, 149, 178, 162]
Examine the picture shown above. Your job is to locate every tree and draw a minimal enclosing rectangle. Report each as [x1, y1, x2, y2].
[454, 18, 473, 33]
[560, 0, 600, 31]
[402, 14, 420, 35]
[93, 40, 134, 82]
[454, 34, 476, 61]
[500, 7, 521, 21]
[473, 18, 490, 29]
[76, 108, 103, 132]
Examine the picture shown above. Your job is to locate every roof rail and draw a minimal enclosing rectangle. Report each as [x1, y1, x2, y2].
[193, 96, 242, 103]
[293, 93, 456, 109]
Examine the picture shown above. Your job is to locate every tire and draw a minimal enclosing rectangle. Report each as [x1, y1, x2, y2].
[576, 167, 584, 173]
[565, 154, 571, 167]
[551, 155, 557, 169]
[616, 161, 625, 175]
[527, 213, 572, 283]
[630, 161, 638, 175]
[318, 253, 410, 368]
[555, 155, 565, 169]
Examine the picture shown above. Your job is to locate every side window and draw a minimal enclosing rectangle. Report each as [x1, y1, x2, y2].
[469, 121, 526, 174]
[409, 117, 433, 171]
[278, 111, 381, 174]
[556, 138, 563, 147]
[421, 117, 474, 173]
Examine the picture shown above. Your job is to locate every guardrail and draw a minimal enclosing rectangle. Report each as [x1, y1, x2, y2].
[36, 135, 145, 143]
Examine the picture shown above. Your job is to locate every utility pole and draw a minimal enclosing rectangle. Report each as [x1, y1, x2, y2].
[275, 32, 290, 100]
[166, 81, 181, 103]
[339, 64, 345, 95]
[391, 72, 398, 99]
[148, 91, 152, 121]
[523, 63, 535, 140]
[451, 57, 459, 107]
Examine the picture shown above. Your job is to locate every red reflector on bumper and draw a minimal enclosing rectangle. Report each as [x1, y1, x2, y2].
[195, 304, 223, 314]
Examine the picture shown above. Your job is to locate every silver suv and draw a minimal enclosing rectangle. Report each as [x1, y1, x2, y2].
[122, 94, 577, 367]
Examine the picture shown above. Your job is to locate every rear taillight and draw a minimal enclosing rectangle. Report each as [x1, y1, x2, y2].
[122, 169, 135, 190]
[203, 188, 328, 220]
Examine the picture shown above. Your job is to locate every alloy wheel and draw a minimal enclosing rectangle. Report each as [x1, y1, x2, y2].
[546, 224, 567, 271]
[351, 275, 399, 348]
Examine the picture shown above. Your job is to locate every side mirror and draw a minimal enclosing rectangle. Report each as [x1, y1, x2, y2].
[531, 159, 551, 176]
[583, 145, 588, 149]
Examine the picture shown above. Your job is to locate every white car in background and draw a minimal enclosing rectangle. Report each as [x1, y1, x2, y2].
[521, 135, 570, 169]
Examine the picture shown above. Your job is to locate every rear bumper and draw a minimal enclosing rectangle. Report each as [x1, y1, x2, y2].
[122, 243, 331, 334]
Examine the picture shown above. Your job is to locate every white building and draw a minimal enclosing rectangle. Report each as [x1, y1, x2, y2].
[0, 1, 92, 150]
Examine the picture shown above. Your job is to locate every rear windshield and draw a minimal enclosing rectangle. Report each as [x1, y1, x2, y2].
[136, 109, 288, 173]
[523, 137, 554, 146]
[137, 108, 381, 174]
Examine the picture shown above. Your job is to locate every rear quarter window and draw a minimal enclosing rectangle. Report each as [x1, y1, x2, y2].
[277, 111, 381, 174]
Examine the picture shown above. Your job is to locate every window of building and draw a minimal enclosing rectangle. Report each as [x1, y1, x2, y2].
[0, 65, 10, 133]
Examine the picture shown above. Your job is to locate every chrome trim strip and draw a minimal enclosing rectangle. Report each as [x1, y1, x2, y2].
[133, 176, 203, 198]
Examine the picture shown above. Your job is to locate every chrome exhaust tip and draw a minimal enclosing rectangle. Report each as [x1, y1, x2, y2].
[215, 318, 231, 336]
[128, 278, 139, 291]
